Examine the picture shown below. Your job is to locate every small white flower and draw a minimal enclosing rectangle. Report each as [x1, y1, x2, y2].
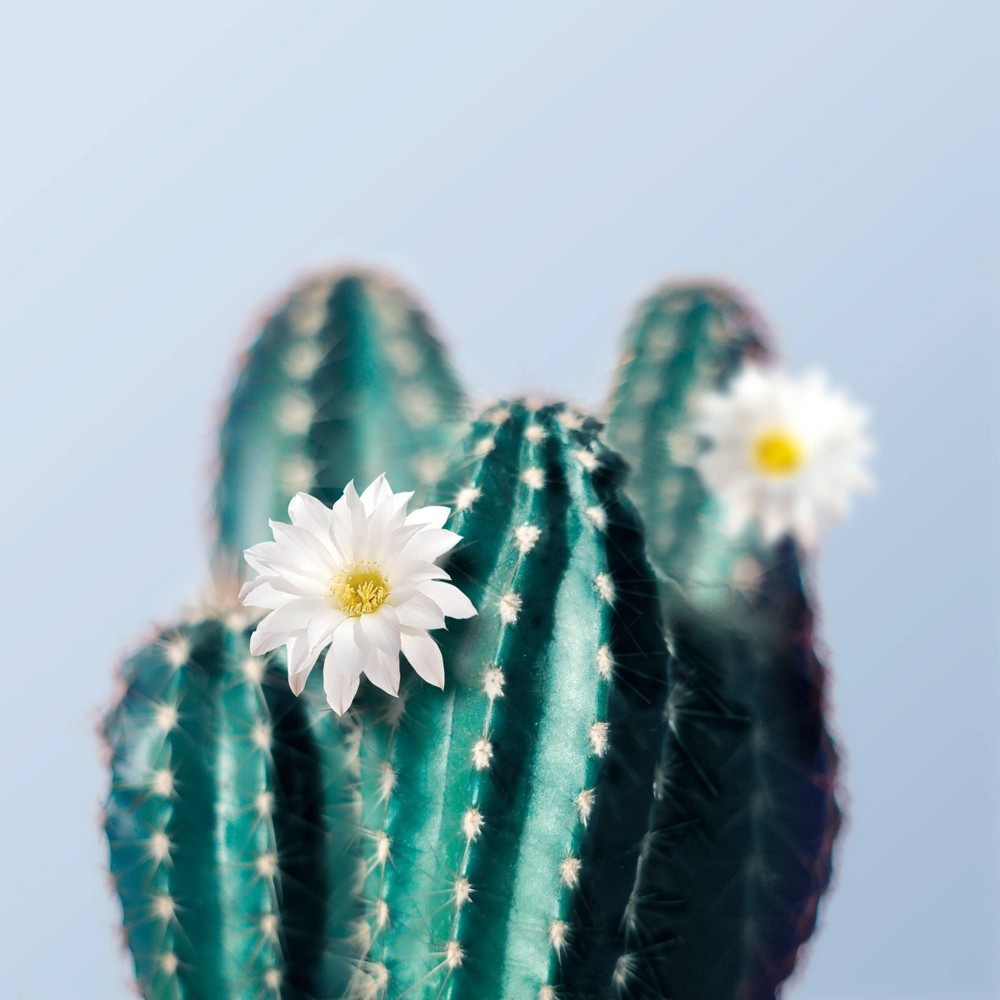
[239, 475, 477, 714]
[693, 365, 873, 549]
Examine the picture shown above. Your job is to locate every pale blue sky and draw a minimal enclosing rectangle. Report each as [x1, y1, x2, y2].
[1, 3, 997, 997]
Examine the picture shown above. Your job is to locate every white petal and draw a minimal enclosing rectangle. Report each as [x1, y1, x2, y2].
[391, 590, 447, 630]
[760, 502, 791, 545]
[287, 635, 320, 695]
[249, 599, 328, 655]
[342, 479, 361, 506]
[405, 505, 450, 529]
[420, 580, 478, 620]
[359, 606, 402, 659]
[400, 628, 445, 688]
[323, 619, 365, 714]
[720, 496, 753, 537]
[269, 521, 336, 576]
[246, 539, 329, 595]
[329, 495, 355, 562]
[307, 606, 346, 648]
[243, 554, 323, 596]
[243, 540, 283, 568]
[366, 492, 417, 559]
[346, 488, 370, 556]
[791, 503, 822, 551]
[401, 528, 462, 563]
[374, 521, 429, 564]
[239, 578, 297, 610]
[386, 559, 452, 586]
[323, 658, 361, 713]
[288, 493, 342, 559]
[363, 648, 401, 697]
[360, 474, 393, 515]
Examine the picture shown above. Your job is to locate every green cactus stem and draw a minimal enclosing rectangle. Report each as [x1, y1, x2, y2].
[106, 268, 466, 1000]
[349, 401, 671, 1000]
[215, 268, 466, 560]
[103, 617, 363, 999]
[605, 282, 841, 1000]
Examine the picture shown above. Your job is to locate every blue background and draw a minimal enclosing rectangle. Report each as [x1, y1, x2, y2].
[1, 3, 997, 997]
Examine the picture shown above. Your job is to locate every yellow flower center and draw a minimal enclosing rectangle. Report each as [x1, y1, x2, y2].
[753, 430, 804, 477]
[330, 562, 390, 616]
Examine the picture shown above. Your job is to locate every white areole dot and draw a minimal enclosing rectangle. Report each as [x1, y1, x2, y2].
[154, 704, 178, 731]
[455, 487, 480, 511]
[549, 919, 569, 953]
[596, 645, 614, 680]
[148, 832, 171, 862]
[472, 738, 493, 770]
[560, 856, 582, 888]
[163, 636, 190, 669]
[453, 876, 473, 908]
[445, 940, 464, 969]
[514, 524, 542, 554]
[256, 853, 278, 878]
[498, 592, 522, 624]
[521, 467, 545, 490]
[588, 722, 610, 757]
[462, 808, 484, 841]
[242, 656, 265, 683]
[483, 667, 505, 700]
[151, 770, 174, 797]
[594, 573, 616, 604]
[283, 341, 325, 378]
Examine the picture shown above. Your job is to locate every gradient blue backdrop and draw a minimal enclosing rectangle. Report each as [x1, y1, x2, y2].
[1, 3, 997, 997]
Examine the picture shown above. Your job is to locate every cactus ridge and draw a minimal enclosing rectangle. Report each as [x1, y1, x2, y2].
[107, 268, 466, 1000]
[215, 269, 466, 560]
[605, 283, 841, 1000]
[348, 401, 670, 1000]
[606, 281, 769, 594]
[103, 616, 370, 1000]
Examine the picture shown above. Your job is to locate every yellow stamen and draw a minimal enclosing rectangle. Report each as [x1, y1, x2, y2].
[330, 563, 389, 616]
[753, 430, 804, 476]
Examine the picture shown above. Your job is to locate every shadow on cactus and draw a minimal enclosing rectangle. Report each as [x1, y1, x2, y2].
[103, 271, 870, 999]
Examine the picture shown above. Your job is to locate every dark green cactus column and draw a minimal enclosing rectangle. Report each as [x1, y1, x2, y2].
[605, 283, 840, 1000]
[103, 619, 362, 999]
[349, 401, 671, 1000]
[105, 268, 468, 999]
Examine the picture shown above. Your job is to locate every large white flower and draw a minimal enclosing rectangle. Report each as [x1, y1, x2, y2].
[239, 475, 477, 714]
[692, 365, 873, 549]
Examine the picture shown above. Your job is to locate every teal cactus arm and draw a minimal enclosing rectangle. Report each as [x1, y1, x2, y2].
[605, 282, 769, 598]
[103, 619, 368, 999]
[350, 401, 671, 1000]
[605, 282, 840, 999]
[106, 267, 468, 999]
[215, 268, 467, 560]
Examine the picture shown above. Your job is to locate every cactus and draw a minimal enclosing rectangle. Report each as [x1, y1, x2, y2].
[349, 401, 670, 999]
[104, 269, 467, 999]
[103, 617, 361, 998]
[215, 268, 466, 558]
[605, 283, 841, 999]
[105, 272, 849, 1000]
